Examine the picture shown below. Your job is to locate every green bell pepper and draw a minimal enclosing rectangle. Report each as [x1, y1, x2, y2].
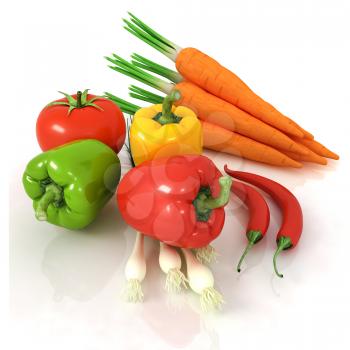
[23, 139, 121, 229]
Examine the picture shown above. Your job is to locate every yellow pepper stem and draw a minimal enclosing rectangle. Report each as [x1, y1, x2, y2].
[154, 90, 181, 125]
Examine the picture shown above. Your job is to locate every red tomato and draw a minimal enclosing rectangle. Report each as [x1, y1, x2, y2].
[36, 91, 126, 154]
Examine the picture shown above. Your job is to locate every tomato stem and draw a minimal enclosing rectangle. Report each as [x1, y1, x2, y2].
[237, 230, 262, 272]
[76, 91, 82, 108]
[273, 236, 292, 278]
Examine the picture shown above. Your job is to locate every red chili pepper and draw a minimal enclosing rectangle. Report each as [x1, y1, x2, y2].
[117, 155, 232, 248]
[229, 178, 270, 272]
[224, 166, 303, 278]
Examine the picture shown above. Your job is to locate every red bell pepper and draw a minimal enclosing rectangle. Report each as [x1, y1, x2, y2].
[117, 155, 232, 248]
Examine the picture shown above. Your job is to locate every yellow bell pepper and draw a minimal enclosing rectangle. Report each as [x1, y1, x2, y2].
[130, 90, 203, 165]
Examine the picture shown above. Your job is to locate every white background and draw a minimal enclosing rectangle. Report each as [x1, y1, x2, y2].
[3, 0, 350, 349]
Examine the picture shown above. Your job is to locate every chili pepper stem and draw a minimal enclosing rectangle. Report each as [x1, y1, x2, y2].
[193, 245, 218, 265]
[35, 183, 62, 221]
[237, 230, 262, 272]
[273, 236, 292, 278]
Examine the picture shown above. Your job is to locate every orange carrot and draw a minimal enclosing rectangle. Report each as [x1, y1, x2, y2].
[293, 138, 339, 160]
[202, 121, 302, 168]
[175, 81, 309, 156]
[280, 149, 327, 165]
[284, 117, 314, 139]
[292, 140, 327, 164]
[106, 54, 309, 156]
[124, 13, 305, 138]
[105, 91, 303, 168]
[176, 48, 305, 138]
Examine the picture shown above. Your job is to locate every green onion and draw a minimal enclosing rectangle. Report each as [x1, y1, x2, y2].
[131, 53, 183, 84]
[105, 53, 173, 94]
[123, 12, 181, 61]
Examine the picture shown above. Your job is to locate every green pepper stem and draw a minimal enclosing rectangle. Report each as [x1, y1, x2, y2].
[35, 183, 62, 221]
[273, 236, 292, 278]
[202, 176, 232, 210]
[76, 91, 82, 108]
[154, 90, 181, 124]
[237, 230, 262, 272]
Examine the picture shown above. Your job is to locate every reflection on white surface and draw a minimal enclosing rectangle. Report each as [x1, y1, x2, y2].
[41, 222, 126, 302]
[10, 145, 347, 349]
[9, 2, 350, 347]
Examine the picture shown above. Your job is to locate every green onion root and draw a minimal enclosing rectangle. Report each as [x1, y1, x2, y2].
[192, 245, 218, 265]
[122, 279, 144, 303]
[159, 242, 188, 293]
[181, 248, 224, 312]
[165, 268, 188, 293]
[200, 287, 225, 313]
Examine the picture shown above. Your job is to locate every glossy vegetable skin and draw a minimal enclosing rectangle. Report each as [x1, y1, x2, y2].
[23, 139, 121, 229]
[36, 90, 126, 154]
[105, 91, 301, 168]
[117, 155, 232, 248]
[228, 178, 270, 272]
[130, 90, 202, 165]
[225, 168, 303, 277]
[123, 13, 306, 138]
[106, 55, 308, 157]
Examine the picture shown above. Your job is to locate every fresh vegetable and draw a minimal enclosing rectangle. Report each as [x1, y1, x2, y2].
[122, 13, 306, 138]
[107, 90, 303, 168]
[192, 245, 218, 265]
[127, 85, 327, 167]
[123, 232, 146, 302]
[159, 242, 188, 293]
[225, 168, 303, 278]
[181, 248, 224, 312]
[285, 117, 314, 140]
[106, 54, 309, 157]
[293, 137, 339, 160]
[201, 121, 302, 168]
[280, 149, 327, 165]
[117, 155, 232, 248]
[37, 90, 126, 154]
[23, 139, 120, 229]
[228, 179, 271, 272]
[278, 139, 329, 165]
[129, 89, 202, 165]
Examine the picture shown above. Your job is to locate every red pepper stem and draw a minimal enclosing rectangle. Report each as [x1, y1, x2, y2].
[273, 236, 292, 278]
[76, 91, 82, 108]
[202, 176, 232, 210]
[237, 230, 262, 272]
[35, 183, 63, 221]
